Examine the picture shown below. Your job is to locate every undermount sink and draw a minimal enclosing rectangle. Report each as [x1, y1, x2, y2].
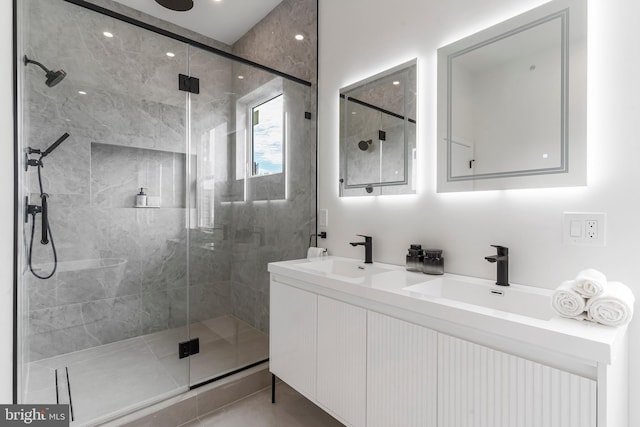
[403, 276, 555, 321]
[295, 259, 393, 281]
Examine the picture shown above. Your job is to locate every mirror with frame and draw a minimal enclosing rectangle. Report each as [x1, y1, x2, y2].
[437, 0, 586, 192]
[340, 59, 417, 197]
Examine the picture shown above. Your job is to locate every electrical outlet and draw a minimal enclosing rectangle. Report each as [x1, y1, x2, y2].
[563, 212, 606, 246]
[585, 220, 598, 239]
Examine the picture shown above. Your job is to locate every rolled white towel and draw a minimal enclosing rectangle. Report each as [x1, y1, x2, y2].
[586, 281, 635, 327]
[573, 268, 607, 298]
[307, 247, 328, 259]
[552, 280, 587, 319]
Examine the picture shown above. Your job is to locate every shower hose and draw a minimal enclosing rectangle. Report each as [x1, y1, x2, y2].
[27, 159, 57, 279]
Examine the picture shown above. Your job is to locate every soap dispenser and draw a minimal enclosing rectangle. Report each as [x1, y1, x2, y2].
[423, 249, 444, 275]
[406, 244, 424, 272]
[135, 187, 147, 207]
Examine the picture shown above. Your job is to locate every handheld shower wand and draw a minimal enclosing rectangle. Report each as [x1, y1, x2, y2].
[26, 132, 70, 279]
[27, 132, 70, 160]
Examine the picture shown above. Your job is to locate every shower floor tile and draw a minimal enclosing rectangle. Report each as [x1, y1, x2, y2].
[24, 315, 269, 426]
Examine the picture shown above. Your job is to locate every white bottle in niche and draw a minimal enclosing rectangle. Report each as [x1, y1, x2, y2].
[135, 188, 147, 207]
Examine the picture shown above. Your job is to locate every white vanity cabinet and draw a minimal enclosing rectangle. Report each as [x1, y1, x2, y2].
[270, 281, 438, 427]
[367, 311, 438, 427]
[269, 281, 317, 400]
[437, 334, 597, 427]
[316, 296, 367, 427]
[268, 259, 627, 427]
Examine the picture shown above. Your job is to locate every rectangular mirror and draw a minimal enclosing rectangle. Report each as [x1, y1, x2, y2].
[340, 59, 417, 196]
[437, 0, 586, 192]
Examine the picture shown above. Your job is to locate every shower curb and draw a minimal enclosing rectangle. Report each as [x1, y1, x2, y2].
[98, 362, 271, 427]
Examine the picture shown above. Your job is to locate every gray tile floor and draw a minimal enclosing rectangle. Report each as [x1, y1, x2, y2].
[24, 315, 269, 426]
[180, 383, 344, 427]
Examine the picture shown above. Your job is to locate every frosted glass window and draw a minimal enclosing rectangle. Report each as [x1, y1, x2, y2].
[251, 94, 283, 176]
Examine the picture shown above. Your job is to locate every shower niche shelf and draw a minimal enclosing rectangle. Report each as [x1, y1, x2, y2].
[91, 142, 186, 209]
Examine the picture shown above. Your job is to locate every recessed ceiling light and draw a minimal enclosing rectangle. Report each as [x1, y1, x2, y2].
[103, 31, 114, 38]
[393, 81, 400, 85]
[166, 52, 175, 58]
[238, 75, 244, 79]
[213, 0, 222, 2]
[542, 153, 549, 159]
[352, 111, 357, 115]
[295, 34, 304, 41]
[78, 91, 87, 95]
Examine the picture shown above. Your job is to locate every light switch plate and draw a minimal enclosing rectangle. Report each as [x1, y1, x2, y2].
[318, 209, 328, 227]
[563, 212, 606, 246]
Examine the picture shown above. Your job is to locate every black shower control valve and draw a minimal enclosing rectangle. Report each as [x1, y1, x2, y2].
[27, 158, 42, 168]
[27, 204, 42, 216]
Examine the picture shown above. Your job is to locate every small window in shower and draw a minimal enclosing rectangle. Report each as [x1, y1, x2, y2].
[251, 94, 284, 176]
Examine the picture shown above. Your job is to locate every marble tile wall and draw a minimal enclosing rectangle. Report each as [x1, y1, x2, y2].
[21, 0, 317, 361]
[231, 0, 318, 84]
[229, 1, 317, 332]
[23, 0, 217, 361]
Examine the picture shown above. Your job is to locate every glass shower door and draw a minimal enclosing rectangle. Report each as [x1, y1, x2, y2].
[184, 45, 271, 386]
[19, 0, 191, 423]
[185, 44, 313, 386]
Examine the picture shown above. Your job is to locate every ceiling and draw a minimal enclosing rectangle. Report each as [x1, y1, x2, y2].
[110, 0, 283, 45]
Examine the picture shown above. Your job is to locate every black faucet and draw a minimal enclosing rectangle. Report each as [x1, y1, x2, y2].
[484, 245, 509, 286]
[350, 235, 373, 264]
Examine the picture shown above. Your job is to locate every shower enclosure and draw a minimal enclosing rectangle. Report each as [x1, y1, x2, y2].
[16, 0, 316, 424]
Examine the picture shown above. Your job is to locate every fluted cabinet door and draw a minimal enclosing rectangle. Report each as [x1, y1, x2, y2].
[367, 312, 438, 427]
[269, 281, 317, 400]
[317, 296, 367, 427]
[437, 333, 597, 427]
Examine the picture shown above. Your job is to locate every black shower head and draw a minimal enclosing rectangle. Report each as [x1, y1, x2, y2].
[24, 55, 67, 87]
[155, 0, 193, 11]
[358, 139, 373, 151]
[45, 69, 67, 88]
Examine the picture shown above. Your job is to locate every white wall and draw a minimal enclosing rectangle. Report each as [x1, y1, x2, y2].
[0, 0, 14, 403]
[318, 0, 640, 425]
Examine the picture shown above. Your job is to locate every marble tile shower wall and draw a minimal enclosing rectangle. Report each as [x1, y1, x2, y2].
[229, 0, 318, 333]
[22, 0, 317, 360]
[232, 0, 318, 84]
[23, 0, 232, 361]
[227, 76, 314, 331]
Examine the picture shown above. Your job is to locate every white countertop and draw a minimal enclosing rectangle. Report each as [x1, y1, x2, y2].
[268, 256, 627, 368]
